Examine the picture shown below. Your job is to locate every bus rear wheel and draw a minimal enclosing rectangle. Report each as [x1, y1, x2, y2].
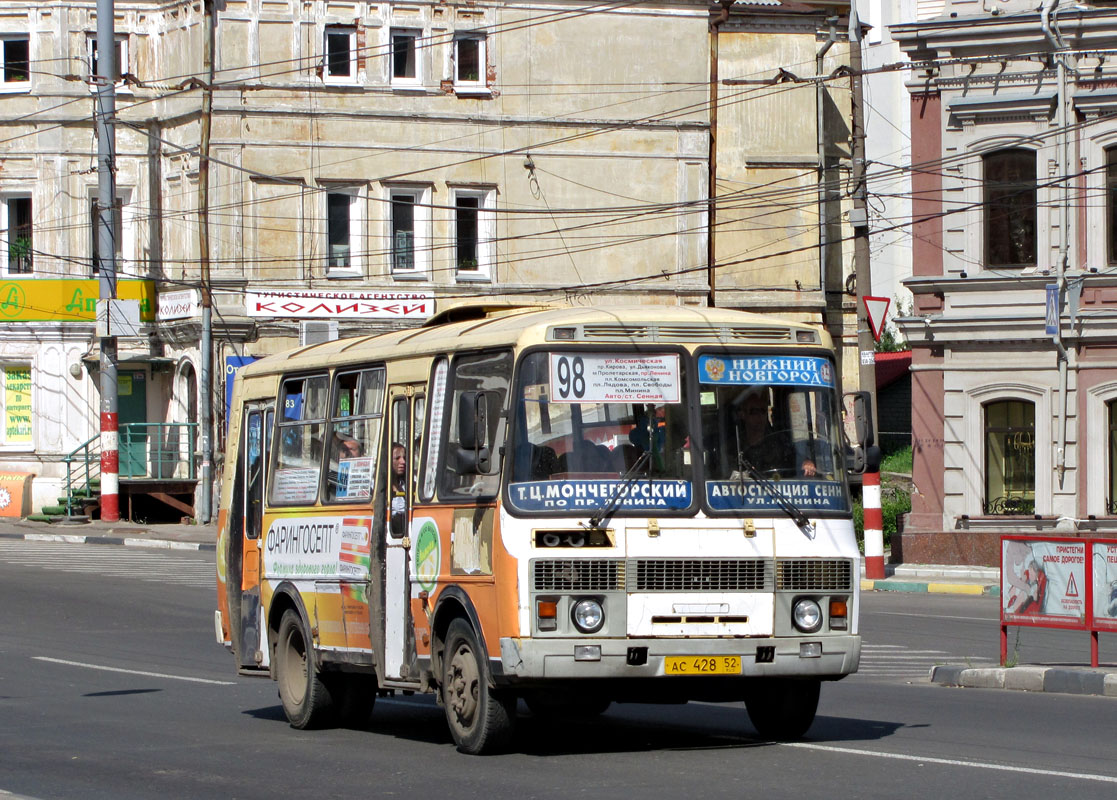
[275, 609, 336, 729]
[743, 678, 820, 740]
[441, 619, 515, 754]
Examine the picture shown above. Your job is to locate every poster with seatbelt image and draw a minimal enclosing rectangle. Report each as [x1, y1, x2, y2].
[1091, 540, 1117, 631]
[1002, 538, 1087, 624]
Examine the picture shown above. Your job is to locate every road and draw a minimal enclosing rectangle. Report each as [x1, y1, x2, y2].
[2, 539, 1116, 799]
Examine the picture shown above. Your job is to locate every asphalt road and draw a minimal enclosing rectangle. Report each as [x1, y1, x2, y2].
[2, 539, 1116, 799]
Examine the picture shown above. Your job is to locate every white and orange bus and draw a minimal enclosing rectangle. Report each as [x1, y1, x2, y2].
[216, 304, 871, 754]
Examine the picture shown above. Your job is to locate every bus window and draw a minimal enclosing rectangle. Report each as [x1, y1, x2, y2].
[439, 350, 512, 500]
[326, 367, 384, 503]
[271, 374, 329, 505]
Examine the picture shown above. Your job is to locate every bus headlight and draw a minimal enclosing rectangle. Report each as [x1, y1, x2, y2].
[792, 598, 822, 633]
[571, 598, 604, 634]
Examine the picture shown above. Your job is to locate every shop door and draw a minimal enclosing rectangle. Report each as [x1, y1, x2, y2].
[118, 371, 148, 477]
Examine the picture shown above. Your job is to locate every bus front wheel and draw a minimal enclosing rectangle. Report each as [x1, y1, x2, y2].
[441, 619, 515, 754]
[743, 678, 820, 740]
[276, 610, 336, 729]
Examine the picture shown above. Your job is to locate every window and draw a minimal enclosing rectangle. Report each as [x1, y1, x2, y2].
[271, 374, 329, 505]
[90, 196, 125, 275]
[1107, 147, 1117, 265]
[1, 37, 29, 86]
[438, 350, 512, 500]
[388, 185, 430, 277]
[1109, 400, 1117, 514]
[326, 188, 362, 277]
[453, 34, 487, 93]
[452, 187, 495, 279]
[984, 148, 1036, 267]
[87, 34, 128, 87]
[3, 197, 33, 275]
[984, 399, 1035, 515]
[324, 26, 356, 83]
[0, 365, 32, 446]
[326, 367, 384, 503]
[391, 29, 420, 86]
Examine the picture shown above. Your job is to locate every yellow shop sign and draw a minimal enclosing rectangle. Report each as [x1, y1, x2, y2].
[0, 279, 155, 322]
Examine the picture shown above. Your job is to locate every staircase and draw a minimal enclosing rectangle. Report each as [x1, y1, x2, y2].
[29, 435, 102, 523]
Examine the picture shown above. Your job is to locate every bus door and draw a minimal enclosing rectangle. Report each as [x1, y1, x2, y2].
[384, 385, 425, 681]
[233, 402, 272, 671]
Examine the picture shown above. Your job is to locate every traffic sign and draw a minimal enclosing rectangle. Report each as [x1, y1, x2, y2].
[1045, 283, 1060, 335]
[863, 296, 891, 342]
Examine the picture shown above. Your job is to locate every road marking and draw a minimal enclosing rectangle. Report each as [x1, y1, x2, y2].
[0, 540, 213, 588]
[869, 610, 997, 622]
[32, 657, 235, 686]
[787, 742, 1117, 784]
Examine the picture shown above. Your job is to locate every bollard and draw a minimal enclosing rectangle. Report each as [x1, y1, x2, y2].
[863, 470, 885, 579]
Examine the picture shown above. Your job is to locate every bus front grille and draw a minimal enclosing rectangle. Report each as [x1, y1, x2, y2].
[629, 558, 771, 592]
[775, 559, 853, 591]
[532, 559, 625, 591]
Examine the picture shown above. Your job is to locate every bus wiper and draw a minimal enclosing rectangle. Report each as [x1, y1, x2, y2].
[584, 451, 651, 531]
[737, 454, 813, 536]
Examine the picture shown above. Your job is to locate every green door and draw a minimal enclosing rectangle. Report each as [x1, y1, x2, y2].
[118, 371, 148, 477]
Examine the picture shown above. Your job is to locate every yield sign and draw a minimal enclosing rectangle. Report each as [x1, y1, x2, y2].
[863, 295, 891, 342]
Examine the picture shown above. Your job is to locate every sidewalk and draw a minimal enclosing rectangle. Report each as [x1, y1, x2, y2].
[0, 516, 217, 550]
[861, 562, 1001, 597]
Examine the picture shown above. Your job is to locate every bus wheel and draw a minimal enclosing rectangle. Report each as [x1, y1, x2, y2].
[744, 678, 820, 740]
[441, 619, 515, 754]
[275, 610, 335, 729]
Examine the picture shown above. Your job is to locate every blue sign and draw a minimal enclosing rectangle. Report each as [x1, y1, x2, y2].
[698, 355, 835, 388]
[1045, 283, 1060, 336]
[706, 480, 848, 513]
[509, 479, 692, 512]
[224, 355, 260, 431]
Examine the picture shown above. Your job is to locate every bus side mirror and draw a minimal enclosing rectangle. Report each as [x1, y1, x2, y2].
[844, 390, 880, 474]
[457, 391, 496, 474]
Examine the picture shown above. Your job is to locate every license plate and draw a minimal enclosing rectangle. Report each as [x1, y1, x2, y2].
[664, 656, 742, 676]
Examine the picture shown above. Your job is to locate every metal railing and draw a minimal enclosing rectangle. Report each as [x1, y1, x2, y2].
[62, 423, 198, 516]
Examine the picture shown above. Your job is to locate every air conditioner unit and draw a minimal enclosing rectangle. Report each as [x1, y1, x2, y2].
[300, 320, 338, 346]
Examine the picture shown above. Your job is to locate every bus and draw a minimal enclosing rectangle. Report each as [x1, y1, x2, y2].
[215, 304, 871, 754]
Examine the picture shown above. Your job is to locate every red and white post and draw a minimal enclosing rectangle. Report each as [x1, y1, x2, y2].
[99, 409, 119, 521]
[862, 470, 885, 579]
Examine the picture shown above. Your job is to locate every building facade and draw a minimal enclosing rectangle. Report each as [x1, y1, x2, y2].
[893, 1, 1117, 564]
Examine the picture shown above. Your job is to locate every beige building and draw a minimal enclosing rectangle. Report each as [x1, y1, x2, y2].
[0, 0, 858, 516]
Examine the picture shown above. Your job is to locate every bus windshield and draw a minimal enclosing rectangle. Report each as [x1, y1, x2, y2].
[697, 353, 849, 514]
[507, 350, 694, 514]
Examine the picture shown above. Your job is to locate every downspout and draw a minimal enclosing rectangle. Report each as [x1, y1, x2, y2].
[1041, 0, 1070, 484]
[817, 17, 838, 296]
[708, 0, 735, 307]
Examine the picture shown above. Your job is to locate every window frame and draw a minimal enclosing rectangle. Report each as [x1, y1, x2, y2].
[0, 36, 30, 90]
[324, 366, 385, 504]
[387, 184, 431, 279]
[269, 373, 331, 507]
[982, 147, 1037, 269]
[1107, 146, 1117, 266]
[324, 186, 363, 279]
[2, 195, 33, 276]
[453, 33, 488, 95]
[323, 25, 358, 84]
[451, 186, 495, 281]
[982, 398, 1036, 515]
[390, 28, 421, 88]
[86, 33, 129, 91]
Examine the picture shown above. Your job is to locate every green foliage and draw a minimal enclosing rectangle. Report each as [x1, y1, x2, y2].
[875, 296, 912, 353]
[881, 446, 912, 474]
[853, 483, 911, 551]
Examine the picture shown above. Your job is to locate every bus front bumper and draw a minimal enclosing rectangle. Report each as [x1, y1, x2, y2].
[498, 634, 860, 681]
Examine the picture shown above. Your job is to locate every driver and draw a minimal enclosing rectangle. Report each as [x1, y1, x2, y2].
[732, 391, 816, 477]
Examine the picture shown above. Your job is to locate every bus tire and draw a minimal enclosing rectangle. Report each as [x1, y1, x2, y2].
[275, 610, 336, 729]
[441, 619, 515, 754]
[743, 678, 820, 740]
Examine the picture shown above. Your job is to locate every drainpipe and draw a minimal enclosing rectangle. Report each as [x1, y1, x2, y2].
[1041, 0, 1070, 485]
[817, 17, 838, 296]
[708, 0, 735, 307]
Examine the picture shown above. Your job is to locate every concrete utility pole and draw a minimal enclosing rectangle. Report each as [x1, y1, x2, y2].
[197, 0, 216, 523]
[848, 3, 884, 579]
[96, 0, 120, 522]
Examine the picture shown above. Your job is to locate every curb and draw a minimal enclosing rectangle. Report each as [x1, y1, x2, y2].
[861, 578, 1001, 596]
[0, 531, 215, 552]
[931, 664, 1117, 697]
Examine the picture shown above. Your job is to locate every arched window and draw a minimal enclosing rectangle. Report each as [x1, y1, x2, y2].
[984, 149, 1036, 267]
[984, 400, 1035, 514]
[1109, 400, 1117, 514]
[1107, 147, 1117, 265]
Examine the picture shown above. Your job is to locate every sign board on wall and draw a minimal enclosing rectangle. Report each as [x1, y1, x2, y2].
[0, 279, 154, 322]
[245, 290, 433, 320]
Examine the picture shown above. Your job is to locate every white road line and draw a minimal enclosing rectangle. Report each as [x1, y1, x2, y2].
[786, 742, 1117, 784]
[870, 610, 998, 623]
[32, 657, 235, 686]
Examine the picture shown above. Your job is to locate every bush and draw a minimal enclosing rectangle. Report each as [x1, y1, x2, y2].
[853, 484, 911, 551]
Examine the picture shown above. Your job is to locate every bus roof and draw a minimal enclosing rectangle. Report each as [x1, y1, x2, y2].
[236, 304, 830, 378]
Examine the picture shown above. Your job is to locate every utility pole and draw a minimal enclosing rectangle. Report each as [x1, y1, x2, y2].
[197, 0, 216, 523]
[96, 0, 119, 522]
[848, 3, 884, 579]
